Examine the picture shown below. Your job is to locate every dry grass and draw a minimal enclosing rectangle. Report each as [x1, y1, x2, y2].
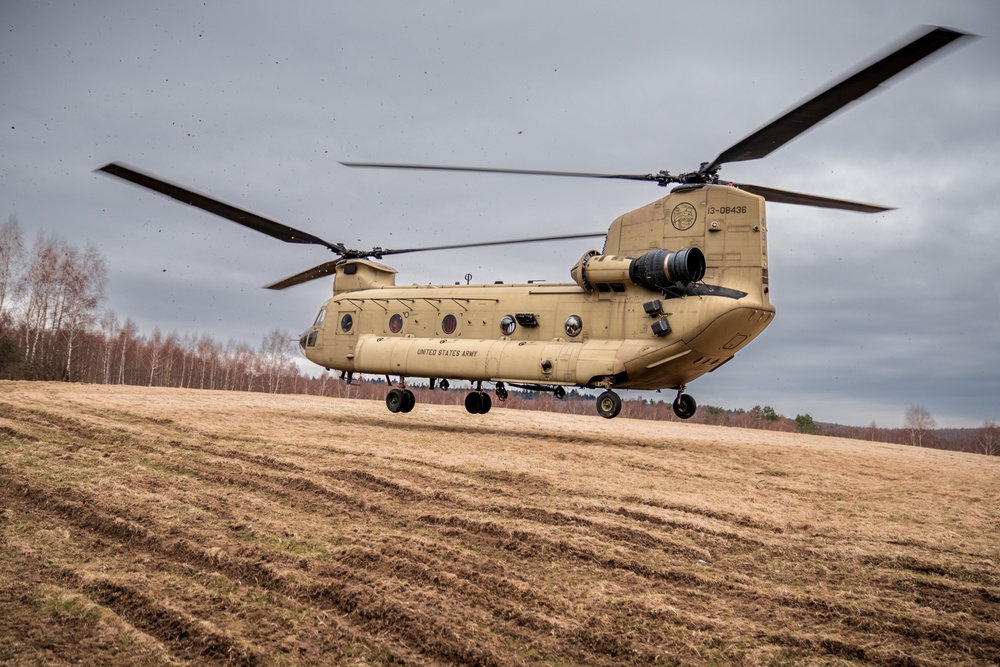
[1, 381, 997, 666]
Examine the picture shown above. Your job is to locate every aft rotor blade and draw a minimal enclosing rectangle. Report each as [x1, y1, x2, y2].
[732, 182, 893, 213]
[704, 26, 972, 173]
[341, 161, 662, 183]
[376, 231, 607, 257]
[97, 162, 344, 252]
[264, 260, 342, 291]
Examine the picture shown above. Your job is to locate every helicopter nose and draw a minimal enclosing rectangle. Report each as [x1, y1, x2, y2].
[298, 330, 309, 353]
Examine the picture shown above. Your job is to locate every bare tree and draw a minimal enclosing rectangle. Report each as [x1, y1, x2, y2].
[260, 328, 293, 394]
[20, 233, 61, 372]
[904, 405, 937, 449]
[117, 318, 138, 384]
[59, 244, 107, 381]
[98, 310, 119, 384]
[146, 327, 163, 386]
[975, 421, 1000, 456]
[161, 331, 180, 387]
[0, 215, 25, 321]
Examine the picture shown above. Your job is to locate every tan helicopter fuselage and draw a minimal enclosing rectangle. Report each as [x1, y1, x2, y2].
[299, 183, 774, 392]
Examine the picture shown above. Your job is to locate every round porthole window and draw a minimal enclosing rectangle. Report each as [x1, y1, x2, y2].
[389, 313, 404, 333]
[442, 314, 457, 335]
[340, 313, 353, 332]
[564, 315, 583, 337]
[499, 315, 516, 336]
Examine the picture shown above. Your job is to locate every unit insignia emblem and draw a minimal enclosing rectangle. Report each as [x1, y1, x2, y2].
[671, 203, 697, 231]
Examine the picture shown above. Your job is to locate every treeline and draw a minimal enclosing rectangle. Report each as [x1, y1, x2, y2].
[0, 216, 306, 393]
[821, 419, 1000, 457]
[2, 215, 996, 455]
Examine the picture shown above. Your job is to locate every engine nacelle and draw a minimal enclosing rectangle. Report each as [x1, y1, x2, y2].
[333, 259, 397, 295]
[571, 247, 706, 293]
[629, 247, 706, 290]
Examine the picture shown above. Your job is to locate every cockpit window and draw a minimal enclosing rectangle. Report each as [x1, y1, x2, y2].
[314, 307, 326, 327]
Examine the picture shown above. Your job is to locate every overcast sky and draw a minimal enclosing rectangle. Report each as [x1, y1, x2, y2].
[3, 1, 998, 428]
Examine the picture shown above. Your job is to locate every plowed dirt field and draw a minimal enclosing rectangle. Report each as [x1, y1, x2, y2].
[1, 382, 997, 665]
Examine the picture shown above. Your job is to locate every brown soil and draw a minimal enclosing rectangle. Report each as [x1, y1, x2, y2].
[1, 381, 997, 666]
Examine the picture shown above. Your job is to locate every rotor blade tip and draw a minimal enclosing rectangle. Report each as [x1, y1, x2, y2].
[95, 161, 121, 174]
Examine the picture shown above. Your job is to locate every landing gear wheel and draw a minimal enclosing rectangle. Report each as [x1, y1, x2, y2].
[400, 389, 415, 413]
[596, 390, 622, 419]
[672, 393, 697, 419]
[465, 392, 492, 414]
[386, 388, 405, 413]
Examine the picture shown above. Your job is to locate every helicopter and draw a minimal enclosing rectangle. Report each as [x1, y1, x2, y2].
[99, 25, 970, 420]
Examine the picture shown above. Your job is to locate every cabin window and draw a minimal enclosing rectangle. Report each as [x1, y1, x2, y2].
[340, 313, 353, 333]
[499, 315, 516, 336]
[564, 315, 583, 337]
[442, 314, 457, 335]
[314, 307, 326, 327]
[306, 330, 318, 347]
[389, 313, 404, 333]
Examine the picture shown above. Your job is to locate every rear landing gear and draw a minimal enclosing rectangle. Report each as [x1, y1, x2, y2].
[672, 391, 697, 419]
[465, 391, 492, 414]
[465, 381, 492, 414]
[386, 387, 415, 413]
[596, 390, 622, 419]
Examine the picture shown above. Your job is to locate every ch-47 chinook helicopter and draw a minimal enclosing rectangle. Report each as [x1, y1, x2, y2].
[99, 26, 970, 420]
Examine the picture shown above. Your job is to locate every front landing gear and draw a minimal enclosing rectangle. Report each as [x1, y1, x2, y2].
[672, 391, 697, 420]
[596, 390, 622, 419]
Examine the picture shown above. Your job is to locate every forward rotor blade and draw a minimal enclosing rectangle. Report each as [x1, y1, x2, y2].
[704, 26, 972, 173]
[341, 161, 661, 183]
[97, 162, 344, 252]
[732, 182, 893, 213]
[376, 231, 607, 257]
[264, 261, 342, 291]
